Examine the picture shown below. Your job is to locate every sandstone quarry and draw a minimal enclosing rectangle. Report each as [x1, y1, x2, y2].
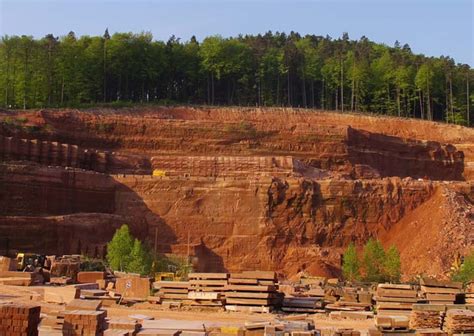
[0, 107, 472, 279]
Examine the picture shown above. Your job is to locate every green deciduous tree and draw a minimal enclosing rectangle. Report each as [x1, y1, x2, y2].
[342, 240, 402, 282]
[452, 251, 474, 283]
[106, 224, 134, 272]
[384, 245, 401, 282]
[126, 238, 152, 275]
[342, 242, 360, 281]
[361, 238, 386, 282]
[0, 31, 471, 125]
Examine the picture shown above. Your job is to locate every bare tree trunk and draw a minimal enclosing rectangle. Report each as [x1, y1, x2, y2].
[419, 90, 424, 120]
[321, 79, 325, 110]
[467, 75, 470, 126]
[211, 73, 215, 105]
[103, 41, 107, 102]
[258, 75, 261, 106]
[311, 80, 315, 108]
[335, 89, 339, 111]
[23, 46, 30, 109]
[445, 78, 449, 123]
[351, 75, 355, 111]
[340, 58, 344, 112]
[396, 87, 400, 117]
[207, 73, 210, 105]
[4, 51, 9, 107]
[276, 76, 280, 106]
[302, 75, 307, 108]
[61, 76, 64, 105]
[427, 85, 431, 121]
[449, 76, 454, 123]
[287, 70, 291, 106]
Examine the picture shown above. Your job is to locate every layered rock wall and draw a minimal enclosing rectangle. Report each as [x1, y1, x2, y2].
[0, 164, 115, 216]
[0, 163, 435, 276]
[1, 107, 473, 278]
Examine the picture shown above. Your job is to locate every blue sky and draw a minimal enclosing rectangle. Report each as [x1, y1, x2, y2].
[1, 0, 473, 65]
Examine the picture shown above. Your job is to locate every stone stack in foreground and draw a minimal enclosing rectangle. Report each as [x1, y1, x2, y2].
[225, 271, 279, 313]
[409, 304, 444, 330]
[375, 283, 417, 317]
[63, 310, 107, 336]
[0, 304, 41, 336]
[444, 309, 474, 333]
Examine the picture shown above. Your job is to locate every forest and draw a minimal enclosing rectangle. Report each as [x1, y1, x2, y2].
[0, 31, 472, 125]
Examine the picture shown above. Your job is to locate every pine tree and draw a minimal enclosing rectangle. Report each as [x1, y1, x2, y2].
[125, 239, 152, 276]
[106, 224, 133, 271]
[342, 242, 360, 281]
[362, 238, 386, 282]
[384, 245, 401, 282]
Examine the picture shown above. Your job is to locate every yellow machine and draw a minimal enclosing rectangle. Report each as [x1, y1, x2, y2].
[152, 169, 166, 177]
[16, 253, 46, 271]
[155, 272, 177, 281]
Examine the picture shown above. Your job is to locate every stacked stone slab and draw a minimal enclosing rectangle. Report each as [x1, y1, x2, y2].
[331, 329, 361, 336]
[63, 310, 107, 336]
[281, 296, 324, 313]
[105, 318, 142, 335]
[375, 315, 410, 332]
[38, 310, 66, 333]
[420, 277, 462, 304]
[0, 304, 41, 336]
[444, 309, 474, 333]
[375, 283, 418, 317]
[466, 282, 474, 304]
[187, 272, 228, 307]
[225, 271, 280, 313]
[409, 304, 445, 330]
[153, 281, 189, 303]
[326, 286, 372, 312]
[243, 318, 316, 334]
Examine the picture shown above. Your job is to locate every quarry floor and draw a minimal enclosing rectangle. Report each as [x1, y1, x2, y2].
[0, 284, 374, 332]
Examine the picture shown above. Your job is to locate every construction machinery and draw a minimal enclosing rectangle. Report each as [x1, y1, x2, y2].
[16, 253, 47, 271]
[155, 272, 178, 281]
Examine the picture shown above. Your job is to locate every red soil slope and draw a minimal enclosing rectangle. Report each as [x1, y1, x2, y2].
[381, 185, 473, 279]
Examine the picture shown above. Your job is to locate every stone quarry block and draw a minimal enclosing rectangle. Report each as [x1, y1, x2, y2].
[43, 286, 80, 304]
[0, 303, 41, 336]
[66, 298, 102, 311]
[77, 271, 105, 283]
[0, 256, 16, 271]
[116, 276, 151, 299]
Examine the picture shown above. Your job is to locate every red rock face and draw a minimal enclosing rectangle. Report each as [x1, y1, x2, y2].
[0, 162, 435, 277]
[0, 107, 472, 278]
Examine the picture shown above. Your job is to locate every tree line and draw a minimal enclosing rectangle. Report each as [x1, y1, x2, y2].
[342, 239, 401, 283]
[0, 30, 472, 125]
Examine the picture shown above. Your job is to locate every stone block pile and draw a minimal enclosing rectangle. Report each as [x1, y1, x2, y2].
[0, 304, 41, 336]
